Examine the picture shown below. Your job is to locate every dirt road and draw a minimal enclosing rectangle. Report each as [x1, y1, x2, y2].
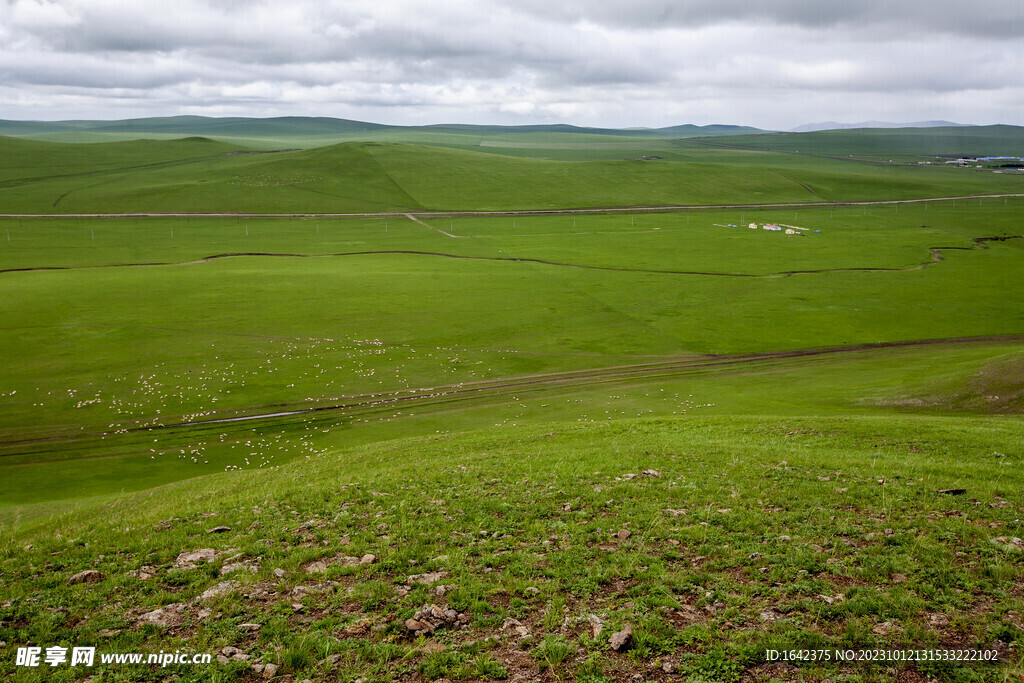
[2, 193, 1023, 220]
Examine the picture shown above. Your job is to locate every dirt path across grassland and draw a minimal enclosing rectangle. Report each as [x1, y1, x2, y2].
[403, 213, 469, 238]
[2, 333, 1023, 448]
[2, 193, 1023, 220]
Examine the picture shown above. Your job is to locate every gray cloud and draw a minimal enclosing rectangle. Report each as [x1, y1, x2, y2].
[0, 0, 1020, 128]
[504, 0, 1024, 38]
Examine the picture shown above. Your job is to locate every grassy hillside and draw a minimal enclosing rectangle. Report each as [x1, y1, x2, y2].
[1, 417, 1021, 681]
[697, 125, 1024, 159]
[2, 137, 1023, 213]
[0, 123, 1021, 682]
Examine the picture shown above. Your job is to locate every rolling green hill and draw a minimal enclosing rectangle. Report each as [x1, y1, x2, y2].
[697, 124, 1024, 158]
[2, 136, 1022, 213]
[0, 118, 1022, 683]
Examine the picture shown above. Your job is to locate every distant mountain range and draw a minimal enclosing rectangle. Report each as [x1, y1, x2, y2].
[0, 116, 765, 140]
[790, 121, 969, 132]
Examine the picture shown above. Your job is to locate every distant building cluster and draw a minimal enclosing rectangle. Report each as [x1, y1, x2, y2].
[748, 222, 809, 236]
[943, 156, 1024, 169]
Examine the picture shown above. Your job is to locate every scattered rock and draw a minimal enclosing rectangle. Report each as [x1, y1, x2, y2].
[404, 604, 469, 636]
[872, 621, 896, 635]
[778, 535, 792, 542]
[892, 573, 907, 584]
[359, 554, 376, 565]
[928, 613, 950, 627]
[759, 609, 779, 622]
[127, 566, 158, 580]
[936, 488, 966, 495]
[661, 660, 676, 673]
[524, 586, 540, 597]
[221, 560, 259, 576]
[174, 548, 221, 569]
[96, 629, 120, 637]
[433, 584, 451, 597]
[292, 603, 304, 613]
[588, 614, 604, 638]
[69, 570, 104, 585]
[137, 603, 187, 628]
[262, 663, 277, 678]
[748, 552, 762, 560]
[273, 568, 287, 578]
[609, 624, 633, 652]
[325, 653, 342, 666]
[341, 618, 372, 636]
[501, 617, 531, 639]
[641, 469, 660, 477]
[197, 608, 213, 620]
[664, 508, 687, 517]
[304, 560, 329, 574]
[992, 536, 1024, 549]
[206, 526, 231, 534]
[407, 571, 449, 585]
[197, 580, 238, 601]
[616, 529, 632, 541]
[238, 623, 261, 632]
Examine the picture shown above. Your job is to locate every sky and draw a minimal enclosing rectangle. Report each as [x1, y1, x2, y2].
[1, 0, 1022, 130]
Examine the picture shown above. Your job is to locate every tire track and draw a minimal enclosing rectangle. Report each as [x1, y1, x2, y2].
[2, 333, 1023, 448]
[403, 213, 468, 238]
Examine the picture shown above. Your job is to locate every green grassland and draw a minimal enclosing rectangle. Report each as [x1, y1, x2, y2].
[696, 125, 1024, 160]
[2, 135, 1023, 214]
[0, 125, 1022, 682]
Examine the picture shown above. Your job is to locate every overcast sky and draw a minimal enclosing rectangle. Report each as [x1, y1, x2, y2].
[1, 0, 1022, 130]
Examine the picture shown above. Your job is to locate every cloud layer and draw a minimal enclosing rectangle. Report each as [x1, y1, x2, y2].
[1, 0, 1021, 128]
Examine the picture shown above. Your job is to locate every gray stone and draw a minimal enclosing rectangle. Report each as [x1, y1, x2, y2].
[69, 570, 104, 585]
[407, 571, 449, 585]
[609, 624, 633, 652]
[137, 603, 187, 628]
[197, 580, 238, 601]
[174, 548, 220, 569]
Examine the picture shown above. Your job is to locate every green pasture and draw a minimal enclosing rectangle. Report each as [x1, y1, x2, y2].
[1, 416, 1021, 681]
[2, 341, 1023, 509]
[5, 198, 1024, 272]
[698, 124, 1024, 159]
[0, 123, 1022, 681]
[1, 200, 1023, 506]
[2, 136, 1023, 214]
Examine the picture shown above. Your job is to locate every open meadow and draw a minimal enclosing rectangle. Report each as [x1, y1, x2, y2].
[0, 125, 1022, 682]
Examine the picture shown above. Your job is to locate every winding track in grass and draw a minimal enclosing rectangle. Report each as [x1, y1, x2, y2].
[2, 333, 1023, 449]
[1, 235, 1019, 279]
